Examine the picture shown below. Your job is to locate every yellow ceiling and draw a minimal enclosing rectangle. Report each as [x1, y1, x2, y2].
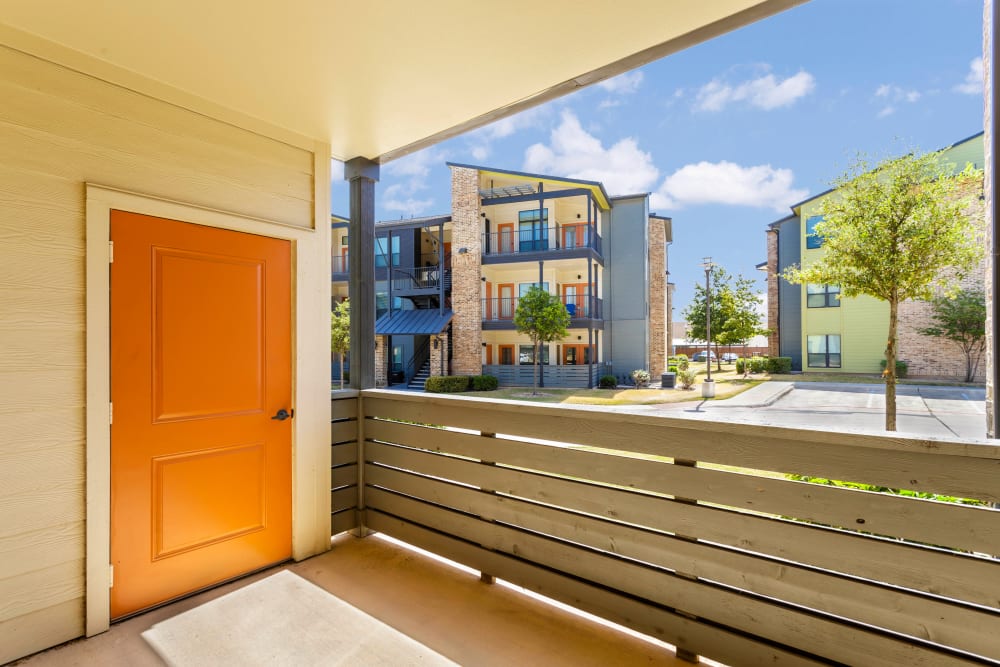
[0, 0, 803, 162]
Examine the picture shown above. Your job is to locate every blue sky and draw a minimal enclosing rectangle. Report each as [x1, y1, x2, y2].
[332, 0, 985, 316]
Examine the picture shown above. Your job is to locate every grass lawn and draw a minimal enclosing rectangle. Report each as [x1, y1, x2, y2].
[463, 366, 763, 405]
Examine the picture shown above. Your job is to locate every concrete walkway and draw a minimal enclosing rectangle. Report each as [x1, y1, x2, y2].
[644, 381, 990, 441]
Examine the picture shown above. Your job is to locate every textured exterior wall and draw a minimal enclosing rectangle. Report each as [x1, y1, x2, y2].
[898, 179, 986, 379]
[606, 196, 650, 376]
[0, 45, 317, 663]
[375, 335, 388, 386]
[449, 167, 483, 375]
[984, 0, 995, 434]
[648, 218, 667, 376]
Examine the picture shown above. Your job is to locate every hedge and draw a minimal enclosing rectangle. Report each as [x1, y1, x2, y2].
[735, 357, 792, 374]
[880, 359, 909, 378]
[599, 374, 617, 388]
[471, 374, 499, 391]
[424, 375, 471, 393]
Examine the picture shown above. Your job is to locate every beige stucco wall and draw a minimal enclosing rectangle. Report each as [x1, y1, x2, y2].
[0, 45, 322, 663]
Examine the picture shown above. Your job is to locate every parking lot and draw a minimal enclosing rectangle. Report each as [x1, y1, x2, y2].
[638, 381, 990, 441]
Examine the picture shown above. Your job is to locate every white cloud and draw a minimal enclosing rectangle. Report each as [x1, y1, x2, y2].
[652, 161, 807, 213]
[598, 98, 622, 110]
[872, 83, 921, 118]
[522, 110, 659, 195]
[694, 69, 815, 112]
[955, 57, 984, 95]
[463, 106, 547, 161]
[597, 70, 644, 94]
[380, 147, 444, 216]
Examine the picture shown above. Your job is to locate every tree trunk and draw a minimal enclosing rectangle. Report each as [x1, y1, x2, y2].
[885, 297, 898, 431]
[532, 339, 540, 395]
[339, 352, 345, 390]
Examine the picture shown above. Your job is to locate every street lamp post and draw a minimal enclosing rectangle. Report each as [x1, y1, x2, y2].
[702, 257, 716, 398]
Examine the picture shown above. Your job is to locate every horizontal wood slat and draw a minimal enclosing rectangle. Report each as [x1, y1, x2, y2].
[331, 394, 358, 421]
[367, 464, 999, 660]
[331, 420, 356, 445]
[366, 493, 980, 666]
[363, 393, 1000, 502]
[331, 510, 357, 536]
[331, 464, 357, 490]
[331, 442, 358, 468]
[331, 487, 356, 512]
[366, 511, 827, 667]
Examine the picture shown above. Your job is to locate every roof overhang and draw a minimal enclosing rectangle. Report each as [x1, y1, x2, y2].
[376, 309, 454, 336]
[0, 1, 805, 162]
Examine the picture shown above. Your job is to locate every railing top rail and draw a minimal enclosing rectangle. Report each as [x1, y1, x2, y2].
[360, 389, 1000, 462]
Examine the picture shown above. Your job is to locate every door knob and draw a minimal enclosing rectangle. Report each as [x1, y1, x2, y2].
[271, 408, 293, 421]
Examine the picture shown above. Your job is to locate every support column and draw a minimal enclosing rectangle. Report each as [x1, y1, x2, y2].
[986, 0, 997, 436]
[346, 157, 379, 389]
[449, 166, 483, 376]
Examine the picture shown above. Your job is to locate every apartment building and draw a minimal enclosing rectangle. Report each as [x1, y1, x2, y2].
[765, 132, 985, 378]
[332, 164, 671, 388]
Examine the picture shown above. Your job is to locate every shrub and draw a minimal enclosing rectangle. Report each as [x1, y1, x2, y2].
[735, 359, 745, 374]
[471, 374, 499, 391]
[668, 365, 678, 373]
[766, 357, 793, 374]
[676, 357, 690, 372]
[677, 369, 696, 389]
[880, 359, 908, 379]
[424, 375, 471, 393]
[599, 374, 617, 388]
[631, 369, 651, 388]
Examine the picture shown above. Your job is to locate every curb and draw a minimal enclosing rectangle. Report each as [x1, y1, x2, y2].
[711, 382, 794, 409]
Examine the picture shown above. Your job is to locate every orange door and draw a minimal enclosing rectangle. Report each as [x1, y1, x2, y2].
[485, 345, 493, 365]
[110, 210, 292, 619]
[497, 223, 515, 254]
[484, 281, 493, 320]
[498, 284, 515, 319]
[499, 345, 515, 365]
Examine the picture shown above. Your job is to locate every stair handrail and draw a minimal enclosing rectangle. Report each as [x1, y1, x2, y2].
[404, 337, 432, 384]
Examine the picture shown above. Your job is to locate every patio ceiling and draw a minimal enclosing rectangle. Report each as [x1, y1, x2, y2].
[0, 0, 803, 162]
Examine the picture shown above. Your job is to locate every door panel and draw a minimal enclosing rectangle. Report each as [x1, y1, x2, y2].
[497, 223, 515, 254]
[110, 210, 292, 619]
[498, 284, 515, 319]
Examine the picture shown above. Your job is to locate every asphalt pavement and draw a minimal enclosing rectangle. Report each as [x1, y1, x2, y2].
[636, 381, 990, 441]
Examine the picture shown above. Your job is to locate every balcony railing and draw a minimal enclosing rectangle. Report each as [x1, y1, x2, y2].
[332, 389, 1000, 666]
[481, 294, 602, 321]
[482, 225, 602, 257]
[332, 255, 349, 276]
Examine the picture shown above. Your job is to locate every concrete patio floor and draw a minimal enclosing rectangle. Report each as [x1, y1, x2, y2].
[16, 533, 702, 666]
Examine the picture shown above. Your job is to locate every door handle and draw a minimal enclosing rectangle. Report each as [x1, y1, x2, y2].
[271, 408, 293, 421]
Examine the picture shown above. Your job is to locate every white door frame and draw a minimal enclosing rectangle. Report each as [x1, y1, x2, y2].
[84, 183, 332, 635]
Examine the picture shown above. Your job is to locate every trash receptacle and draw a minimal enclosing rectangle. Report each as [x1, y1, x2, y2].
[661, 372, 676, 389]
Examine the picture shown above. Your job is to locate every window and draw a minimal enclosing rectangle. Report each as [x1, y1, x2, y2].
[806, 215, 824, 249]
[375, 235, 400, 267]
[806, 283, 840, 308]
[391, 345, 403, 373]
[807, 334, 841, 368]
[518, 208, 549, 252]
[341, 236, 349, 246]
[519, 282, 549, 297]
[519, 344, 550, 365]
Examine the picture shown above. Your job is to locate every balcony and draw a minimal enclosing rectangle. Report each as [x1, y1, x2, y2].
[482, 225, 602, 263]
[481, 294, 603, 329]
[332, 254, 349, 280]
[329, 389, 1000, 666]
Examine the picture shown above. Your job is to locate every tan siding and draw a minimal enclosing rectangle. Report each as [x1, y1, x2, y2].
[0, 44, 316, 663]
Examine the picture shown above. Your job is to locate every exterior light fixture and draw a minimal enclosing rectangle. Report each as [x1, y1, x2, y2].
[458, 247, 469, 254]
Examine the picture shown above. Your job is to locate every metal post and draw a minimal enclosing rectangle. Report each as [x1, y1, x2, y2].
[701, 257, 715, 398]
[345, 157, 379, 389]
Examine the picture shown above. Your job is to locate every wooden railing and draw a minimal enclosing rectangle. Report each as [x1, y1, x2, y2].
[344, 390, 1000, 666]
[330, 390, 360, 536]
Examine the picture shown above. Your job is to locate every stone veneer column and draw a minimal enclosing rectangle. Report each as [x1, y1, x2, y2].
[449, 166, 483, 376]
[766, 228, 780, 357]
[647, 218, 667, 376]
[984, 0, 996, 436]
[374, 335, 387, 387]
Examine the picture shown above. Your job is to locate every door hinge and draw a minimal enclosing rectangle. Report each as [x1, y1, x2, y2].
[109, 564, 114, 588]
[109, 402, 113, 425]
[108, 240, 114, 264]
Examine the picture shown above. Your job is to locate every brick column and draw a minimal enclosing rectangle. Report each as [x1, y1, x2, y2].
[430, 332, 449, 377]
[766, 228, 780, 357]
[648, 217, 667, 376]
[449, 166, 483, 376]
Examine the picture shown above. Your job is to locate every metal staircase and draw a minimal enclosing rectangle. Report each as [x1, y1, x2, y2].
[407, 358, 432, 390]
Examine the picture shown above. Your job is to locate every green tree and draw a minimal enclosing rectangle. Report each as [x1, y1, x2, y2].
[683, 267, 766, 371]
[918, 288, 986, 383]
[513, 286, 570, 395]
[783, 149, 982, 431]
[331, 299, 350, 389]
